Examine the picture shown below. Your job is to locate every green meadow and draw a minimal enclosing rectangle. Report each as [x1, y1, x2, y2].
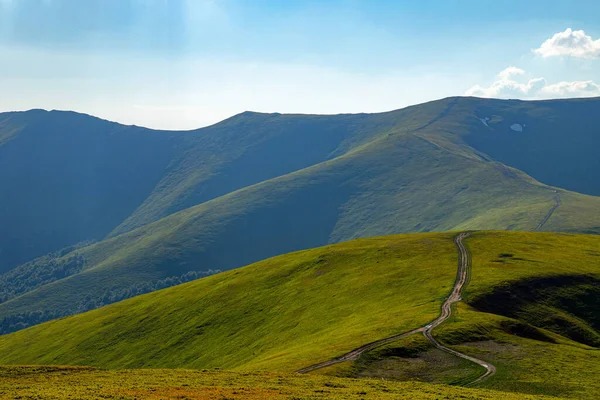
[0, 366, 552, 400]
[1, 231, 599, 399]
[0, 233, 460, 371]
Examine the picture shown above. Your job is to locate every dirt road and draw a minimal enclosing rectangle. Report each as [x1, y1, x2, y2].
[296, 327, 424, 374]
[297, 232, 496, 386]
[422, 232, 496, 385]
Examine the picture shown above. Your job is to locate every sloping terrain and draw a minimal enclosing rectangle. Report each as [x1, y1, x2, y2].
[459, 97, 600, 196]
[0, 110, 174, 271]
[1, 97, 600, 333]
[0, 106, 414, 271]
[320, 232, 600, 399]
[0, 232, 599, 399]
[2, 96, 600, 273]
[0, 233, 460, 371]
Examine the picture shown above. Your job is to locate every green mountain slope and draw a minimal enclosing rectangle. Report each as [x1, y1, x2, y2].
[1, 232, 598, 399]
[0, 106, 416, 271]
[1, 97, 600, 333]
[0, 110, 174, 271]
[3, 97, 600, 272]
[459, 97, 600, 196]
[0, 233, 460, 371]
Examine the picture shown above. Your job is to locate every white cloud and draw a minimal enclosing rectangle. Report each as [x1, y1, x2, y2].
[466, 67, 600, 99]
[542, 80, 600, 96]
[497, 66, 525, 80]
[533, 28, 600, 59]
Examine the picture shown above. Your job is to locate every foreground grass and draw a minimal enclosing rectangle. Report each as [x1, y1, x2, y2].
[325, 334, 485, 386]
[0, 233, 459, 372]
[1, 232, 599, 399]
[0, 366, 552, 399]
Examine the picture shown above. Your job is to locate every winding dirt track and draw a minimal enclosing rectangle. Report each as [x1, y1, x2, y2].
[297, 232, 496, 386]
[422, 232, 496, 385]
[296, 327, 425, 374]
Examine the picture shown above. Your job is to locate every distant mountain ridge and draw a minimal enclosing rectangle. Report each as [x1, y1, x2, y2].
[1, 96, 599, 333]
[0, 107, 405, 271]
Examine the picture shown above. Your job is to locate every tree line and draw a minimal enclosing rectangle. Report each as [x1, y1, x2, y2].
[0, 242, 93, 304]
[0, 269, 219, 335]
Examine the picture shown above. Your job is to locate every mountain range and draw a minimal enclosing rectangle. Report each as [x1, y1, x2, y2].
[1, 96, 600, 334]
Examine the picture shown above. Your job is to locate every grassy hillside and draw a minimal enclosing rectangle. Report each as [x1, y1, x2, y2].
[109, 107, 440, 237]
[3, 99, 600, 332]
[0, 233, 460, 371]
[1, 232, 599, 399]
[459, 97, 600, 196]
[322, 232, 600, 399]
[2, 97, 600, 333]
[0, 110, 175, 271]
[0, 366, 550, 400]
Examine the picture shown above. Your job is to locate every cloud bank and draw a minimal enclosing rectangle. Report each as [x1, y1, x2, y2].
[466, 67, 600, 99]
[533, 28, 600, 59]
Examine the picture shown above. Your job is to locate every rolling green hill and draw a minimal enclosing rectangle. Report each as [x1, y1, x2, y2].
[321, 232, 600, 399]
[0, 231, 598, 399]
[2, 97, 600, 334]
[0, 233, 460, 371]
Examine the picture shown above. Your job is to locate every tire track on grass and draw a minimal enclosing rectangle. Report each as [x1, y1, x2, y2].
[422, 232, 496, 385]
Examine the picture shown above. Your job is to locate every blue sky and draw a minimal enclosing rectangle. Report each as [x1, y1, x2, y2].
[1, 0, 599, 129]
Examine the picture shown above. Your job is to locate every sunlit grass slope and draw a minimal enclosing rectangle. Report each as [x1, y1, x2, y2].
[0, 366, 551, 400]
[439, 305, 600, 399]
[466, 231, 600, 291]
[336, 232, 600, 399]
[0, 233, 460, 371]
[0, 232, 598, 399]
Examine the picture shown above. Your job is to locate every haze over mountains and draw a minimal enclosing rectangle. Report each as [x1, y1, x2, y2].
[1, 96, 600, 334]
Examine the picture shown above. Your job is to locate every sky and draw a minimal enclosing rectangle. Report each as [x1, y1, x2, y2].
[1, 0, 600, 130]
